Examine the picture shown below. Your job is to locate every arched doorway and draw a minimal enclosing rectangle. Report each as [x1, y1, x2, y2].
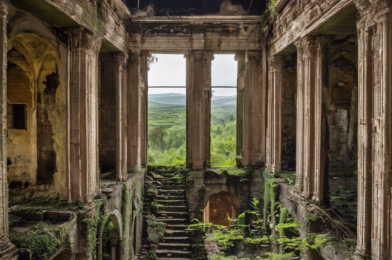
[204, 192, 236, 226]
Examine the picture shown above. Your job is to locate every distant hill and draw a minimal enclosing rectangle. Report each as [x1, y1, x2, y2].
[148, 93, 236, 107]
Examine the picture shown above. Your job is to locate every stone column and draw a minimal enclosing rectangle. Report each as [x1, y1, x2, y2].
[185, 50, 213, 169]
[127, 51, 142, 172]
[66, 28, 102, 202]
[115, 53, 128, 181]
[110, 238, 118, 260]
[235, 52, 245, 167]
[294, 41, 305, 188]
[140, 51, 149, 167]
[301, 36, 317, 199]
[371, 13, 392, 260]
[354, 22, 374, 259]
[266, 56, 283, 172]
[314, 37, 332, 204]
[0, 1, 18, 258]
[243, 51, 263, 166]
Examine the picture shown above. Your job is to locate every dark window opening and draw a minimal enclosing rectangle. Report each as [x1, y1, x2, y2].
[11, 104, 26, 130]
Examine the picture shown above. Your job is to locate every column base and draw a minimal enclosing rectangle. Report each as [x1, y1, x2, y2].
[0, 238, 19, 260]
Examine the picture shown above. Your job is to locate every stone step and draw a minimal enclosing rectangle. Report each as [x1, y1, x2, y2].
[158, 243, 190, 251]
[165, 230, 188, 236]
[157, 195, 184, 200]
[162, 237, 191, 243]
[156, 250, 192, 258]
[157, 218, 188, 225]
[157, 200, 187, 205]
[160, 185, 183, 189]
[158, 190, 185, 195]
[157, 258, 192, 260]
[157, 212, 189, 218]
[160, 206, 188, 212]
[166, 224, 189, 230]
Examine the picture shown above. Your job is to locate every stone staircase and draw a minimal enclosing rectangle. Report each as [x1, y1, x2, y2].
[140, 169, 192, 260]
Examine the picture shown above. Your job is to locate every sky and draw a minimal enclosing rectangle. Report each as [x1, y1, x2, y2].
[148, 54, 237, 96]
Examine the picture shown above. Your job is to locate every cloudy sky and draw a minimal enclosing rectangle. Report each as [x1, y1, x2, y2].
[148, 54, 237, 96]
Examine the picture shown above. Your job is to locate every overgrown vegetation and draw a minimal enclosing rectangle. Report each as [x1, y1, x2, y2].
[10, 226, 71, 259]
[147, 215, 167, 239]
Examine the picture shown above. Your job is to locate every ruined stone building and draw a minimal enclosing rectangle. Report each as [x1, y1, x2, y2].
[0, 0, 391, 259]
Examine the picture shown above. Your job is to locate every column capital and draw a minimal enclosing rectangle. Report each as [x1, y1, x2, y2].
[115, 52, 128, 71]
[267, 55, 283, 69]
[245, 50, 261, 63]
[190, 50, 213, 62]
[301, 36, 317, 59]
[234, 51, 245, 61]
[110, 238, 119, 246]
[129, 51, 141, 62]
[66, 28, 102, 54]
[0, 0, 9, 16]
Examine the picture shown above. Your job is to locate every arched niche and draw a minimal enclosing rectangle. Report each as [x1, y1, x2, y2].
[204, 192, 236, 226]
[7, 32, 66, 197]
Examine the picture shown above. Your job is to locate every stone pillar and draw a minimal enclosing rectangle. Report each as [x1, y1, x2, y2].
[313, 37, 331, 204]
[115, 53, 128, 181]
[266, 56, 283, 172]
[110, 238, 118, 260]
[235, 52, 245, 167]
[354, 21, 374, 260]
[185, 50, 213, 169]
[294, 40, 305, 188]
[66, 28, 102, 202]
[301, 36, 317, 199]
[243, 51, 264, 166]
[0, 1, 18, 258]
[140, 51, 149, 167]
[370, 13, 392, 260]
[127, 51, 142, 172]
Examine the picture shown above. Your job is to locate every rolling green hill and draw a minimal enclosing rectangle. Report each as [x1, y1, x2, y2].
[148, 93, 236, 167]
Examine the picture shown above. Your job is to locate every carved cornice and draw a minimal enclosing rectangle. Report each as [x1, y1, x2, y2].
[66, 28, 102, 54]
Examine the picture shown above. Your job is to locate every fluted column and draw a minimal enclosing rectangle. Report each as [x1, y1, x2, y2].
[294, 40, 305, 188]
[266, 56, 283, 172]
[0, 1, 18, 258]
[127, 51, 142, 172]
[301, 36, 317, 199]
[371, 13, 392, 260]
[66, 28, 102, 202]
[243, 50, 263, 166]
[185, 50, 213, 169]
[354, 21, 373, 260]
[140, 51, 149, 167]
[313, 36, 332, 204]
[115, 53, 128, 181]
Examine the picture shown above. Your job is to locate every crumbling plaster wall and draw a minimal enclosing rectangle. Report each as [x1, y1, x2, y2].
[327, 36, 358, 189]
[7, 12, 67, 196]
